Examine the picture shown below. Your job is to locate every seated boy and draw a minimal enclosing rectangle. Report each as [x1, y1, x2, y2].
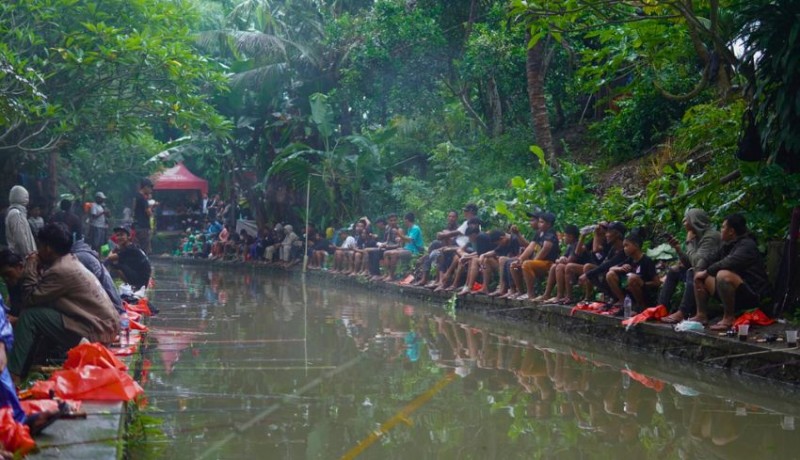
[106, 227, 152, 290]
[579, 221, 626, 303]
[332, 229, 357, 273]
[536, 224, 588, 303]
[605, 232, 661, 310]
[514, 212, 560, 301]
[472, 230, 521, 295]
[384, 213, 424, 281]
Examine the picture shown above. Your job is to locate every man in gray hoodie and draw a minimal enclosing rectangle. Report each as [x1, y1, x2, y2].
[692, 213, 771, 330]
[660, 208, 721, 323]
[5, 186, 36, 257]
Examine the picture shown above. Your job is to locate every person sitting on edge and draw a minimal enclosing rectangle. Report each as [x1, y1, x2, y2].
[493, 214, 538, 298]
[473, 229, 522, 295]
[310, 233, 335, 269]
[606, 231, 661, 311]
[0, 292, 62, 443]
[413, 210, 459, 287]
[277, 225, 299, 266]
[692, 214, 771, 330]
[332, 228, 357, 273]
[383, 213, 424, 281]
[341, 221, 366, 274]
[537, 224, 589, 304]
[579, 221, 627, 303]
[450, 227, 492, 293]
[105, 227, 152, 291]
[514, 212, 560, 301]
[4, 223, 119, 379]
[660, 208, 721, 324]
[367, 215, 400, 280]
[435, 217, 484, 291]
[352, 224, 377, 277]
[563, 223, 605, 303]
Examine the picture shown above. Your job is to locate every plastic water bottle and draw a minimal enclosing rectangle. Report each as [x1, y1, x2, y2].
[623, 295, 632, 319]
[120, 312, 131, 345]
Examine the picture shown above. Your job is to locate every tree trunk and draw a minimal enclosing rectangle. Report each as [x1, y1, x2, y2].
[486, 76, 504, 137]
[525, 31, 556, 166]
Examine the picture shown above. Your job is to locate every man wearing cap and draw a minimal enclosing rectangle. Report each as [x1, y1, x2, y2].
[105, 227, 151, 291]
[133, 178, 153, 254]
[580, 221, 627, 302]
[87, 192, 110, 252]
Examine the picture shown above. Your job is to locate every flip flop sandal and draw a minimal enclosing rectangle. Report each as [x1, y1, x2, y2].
[26, 411, 63, 436]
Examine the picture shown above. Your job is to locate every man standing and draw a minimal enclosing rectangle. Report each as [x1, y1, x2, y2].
[4, 223, 119, 379]
[5, 186, 36, 257]
[87, 192, 110, 252]
[106, 227, 152, 291]
[692, 214, 771, 330]
[133, 178, 153, 254]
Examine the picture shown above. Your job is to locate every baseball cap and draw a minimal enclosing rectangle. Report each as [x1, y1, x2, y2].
[95, 192, 106, 199]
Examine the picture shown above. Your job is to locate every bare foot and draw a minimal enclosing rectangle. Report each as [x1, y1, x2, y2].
[660, 312, 684, 324]
[687, 315, 708, 325]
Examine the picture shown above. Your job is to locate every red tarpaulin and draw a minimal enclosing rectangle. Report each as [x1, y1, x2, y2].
[151, 163, 208, 195]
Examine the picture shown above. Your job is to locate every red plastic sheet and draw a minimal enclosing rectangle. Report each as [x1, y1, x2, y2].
[0, 407, 35, 456]
[130, 318, 148, 332]
[64, 343, 127, 371]
[28, 366, 143, 402]
[20, 400, 81, 415]
[125, 298, 152, 317]
[570, 301, 607, 316]
[621, 304, 668, 327]
[733, 309, 775, 327]
[622, 369, 665, 392]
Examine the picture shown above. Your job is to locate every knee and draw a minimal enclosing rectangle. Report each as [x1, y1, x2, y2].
[627, 275, 643, 288]
[606, 271, 618, 282]
[716, 270, 739, 284]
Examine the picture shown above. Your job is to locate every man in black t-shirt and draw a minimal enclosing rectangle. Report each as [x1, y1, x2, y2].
[606, 232, 660, 310]
[133, 178, 153, 254]
[106, 227, 152, 290]
[471, 230, 520, 295]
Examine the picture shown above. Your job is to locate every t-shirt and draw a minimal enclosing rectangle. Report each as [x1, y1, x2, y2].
[495, 234, 521, 257]
[474, 232, 493, 256]
[116, 244, 152, 287]
[133, 192, 149, 230]
[539, 230, 560, 261]
[404, 225, 424, 255]
[340, 235, 357, 250]
[89, 203, 107, 228]
[568, 241, 593, 265]
[455, 221, 469, 248]
[626, 254, 657, 282]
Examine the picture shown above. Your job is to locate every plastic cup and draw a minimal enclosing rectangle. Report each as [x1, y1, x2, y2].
[786, 330, 798, 348]
[738, 324, 749, 342]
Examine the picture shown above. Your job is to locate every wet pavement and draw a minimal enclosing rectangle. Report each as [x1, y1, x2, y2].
[141, 262, 800, 459]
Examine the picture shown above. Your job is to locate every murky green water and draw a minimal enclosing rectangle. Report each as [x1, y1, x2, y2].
[140, 262, 800, 459]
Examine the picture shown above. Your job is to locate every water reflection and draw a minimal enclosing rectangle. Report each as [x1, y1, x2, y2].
[142, 263, 799, 460]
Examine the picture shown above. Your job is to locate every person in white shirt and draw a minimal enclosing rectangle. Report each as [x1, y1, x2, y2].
[87, 192, 110, 251]
[331, 228, 357, 273]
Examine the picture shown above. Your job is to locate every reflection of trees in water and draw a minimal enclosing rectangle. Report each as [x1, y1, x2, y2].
[148, 264, 799, 459]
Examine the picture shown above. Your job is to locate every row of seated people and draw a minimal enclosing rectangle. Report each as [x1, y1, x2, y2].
[302, 204, 770, 332]
[179, 203, 771, 331]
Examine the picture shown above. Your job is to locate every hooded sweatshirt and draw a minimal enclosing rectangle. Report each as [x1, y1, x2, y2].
[683, 208, 721, 271]
[5, 185, 37, 256]
[72, 239, 124, 314]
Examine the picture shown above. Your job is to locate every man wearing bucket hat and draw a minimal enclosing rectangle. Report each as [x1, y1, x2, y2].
[87, 192, 110, 252]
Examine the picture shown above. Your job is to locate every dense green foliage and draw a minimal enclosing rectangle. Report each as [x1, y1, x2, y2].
[1, 0, 798, 242]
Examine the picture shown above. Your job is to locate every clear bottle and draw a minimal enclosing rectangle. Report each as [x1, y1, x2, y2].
[119, 312, 131, 345]
[623, 295, 633, 319]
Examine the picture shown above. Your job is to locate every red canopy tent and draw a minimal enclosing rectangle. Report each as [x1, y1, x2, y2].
[151, 163, 208, 195]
